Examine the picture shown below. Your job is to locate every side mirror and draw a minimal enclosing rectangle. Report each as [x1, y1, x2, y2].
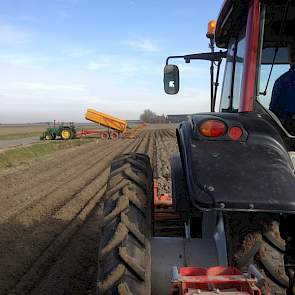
[164, 64, 179, 95]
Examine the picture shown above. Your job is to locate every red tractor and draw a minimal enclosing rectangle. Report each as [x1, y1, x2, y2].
[97, 0, 295, 294]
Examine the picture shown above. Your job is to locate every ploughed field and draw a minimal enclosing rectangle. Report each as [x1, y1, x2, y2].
[0, 124, 178, 295]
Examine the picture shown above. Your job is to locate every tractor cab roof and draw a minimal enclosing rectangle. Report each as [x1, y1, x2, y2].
[215, 0, 295, 48]
[215, 0, 249, 48]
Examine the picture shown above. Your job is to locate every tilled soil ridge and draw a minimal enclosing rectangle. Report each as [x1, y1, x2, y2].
[0, 126, 178, 294]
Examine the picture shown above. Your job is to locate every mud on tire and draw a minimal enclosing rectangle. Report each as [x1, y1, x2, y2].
[98, 153, 153, 295]
[225, 213, 289, 295]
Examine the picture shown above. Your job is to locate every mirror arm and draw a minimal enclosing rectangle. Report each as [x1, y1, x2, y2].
[166, 55, 187, 65]
[166, 51, 227, 65]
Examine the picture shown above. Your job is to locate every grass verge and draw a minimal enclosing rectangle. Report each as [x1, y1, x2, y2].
[0, 132, 42, 140]
[0, 139, 92, 169]
[0, 125, 96, 140]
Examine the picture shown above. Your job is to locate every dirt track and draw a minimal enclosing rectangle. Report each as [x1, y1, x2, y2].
[0, 137, 40, 150]
[0, 125, 178, 295]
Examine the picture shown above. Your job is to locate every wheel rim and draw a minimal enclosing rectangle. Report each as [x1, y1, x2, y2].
[61, 130, 71, 139]
[111, 132, 118, 140]
[102, 132, 108, 139]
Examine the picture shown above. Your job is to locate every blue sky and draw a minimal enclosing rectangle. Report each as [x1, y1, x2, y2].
[0, 0, 223, 123]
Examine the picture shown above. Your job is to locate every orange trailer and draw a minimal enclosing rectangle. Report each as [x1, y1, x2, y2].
[85, 108, 128, 134]
[82, 108, 146, 139]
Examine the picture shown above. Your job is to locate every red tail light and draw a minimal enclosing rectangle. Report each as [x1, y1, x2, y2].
[228, 126, 243, 140]
[199, 120, 226, 138]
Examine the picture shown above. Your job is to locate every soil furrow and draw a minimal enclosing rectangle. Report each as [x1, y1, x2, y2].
[145, 131, 155, 161]
[0, 140, 131, 224]
[29, 132, 150, 295]
[2, 136, 144, 294]
[22, 135, 147, 295]
[0, 140, 111, 199]
[156, 129, 178, 195]
[0, 125, 178, 295]
[0, 139, 132, 256]
[9, 186, 107, 295]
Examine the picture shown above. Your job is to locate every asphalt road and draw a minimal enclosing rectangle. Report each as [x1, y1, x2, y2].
[0, 137, 40, 150]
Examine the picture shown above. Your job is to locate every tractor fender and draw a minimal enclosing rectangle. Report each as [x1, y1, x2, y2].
[178, 112, 295, 213]
[170, 154, 190, 212]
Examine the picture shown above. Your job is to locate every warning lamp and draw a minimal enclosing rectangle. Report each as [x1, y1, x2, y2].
[206, 20, 216, 39]
[228, 126, 243, 140]
[199, 120, 226, 138]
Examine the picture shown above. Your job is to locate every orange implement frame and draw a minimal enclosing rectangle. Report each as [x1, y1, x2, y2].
[170, 266, 261, 295]
[153, 178, 180, 222]
[153, 178, 173, 208]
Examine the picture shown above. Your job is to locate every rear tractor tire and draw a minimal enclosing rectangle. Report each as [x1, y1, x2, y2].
[225, 213, 290, 295]
[60, 128, 73, 140]
[98, 153, 153, 295]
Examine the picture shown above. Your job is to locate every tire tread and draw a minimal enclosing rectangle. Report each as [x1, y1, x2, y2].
[98, 153, 152, 295]
[225, 213, 289, 295]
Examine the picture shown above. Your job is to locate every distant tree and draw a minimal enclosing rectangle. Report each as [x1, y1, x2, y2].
[140, 109, 167, 123]
[140, 109, 157, 123]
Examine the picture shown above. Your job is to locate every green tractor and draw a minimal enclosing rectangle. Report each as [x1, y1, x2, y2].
[40, 122, 76, 140]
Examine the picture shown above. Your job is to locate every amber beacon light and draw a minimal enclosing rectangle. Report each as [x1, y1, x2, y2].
[206, 20, 216, 39]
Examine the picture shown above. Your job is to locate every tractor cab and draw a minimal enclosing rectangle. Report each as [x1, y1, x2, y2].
[165, 0, 295, 151]
[256, 1, 295, 150]
[217, 0, 295, 150]
[163, 0, 295, 211]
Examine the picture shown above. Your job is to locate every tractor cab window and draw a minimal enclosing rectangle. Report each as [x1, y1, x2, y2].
[256, 2, 295, 135]
[258, 48, 290, 109]
[220, 36, 246, 112]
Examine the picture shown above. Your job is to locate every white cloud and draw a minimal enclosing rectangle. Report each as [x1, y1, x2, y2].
[86, 54, 163, 80]
[0, 46, 92, 68]
[0, 53, 50, 66]
[87, 56, 112, 70]
[0, 24, 32, 45]
[181, 64, 209, 76]
[14, 81, 87, 92]
[0, 51, 211, 123]
[122, 38, 160, 52]
[62, 46, 93, 58]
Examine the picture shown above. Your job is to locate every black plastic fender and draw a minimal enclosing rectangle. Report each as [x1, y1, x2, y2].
[178, 112, 295, 213]
[170, 154, 190, 212]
